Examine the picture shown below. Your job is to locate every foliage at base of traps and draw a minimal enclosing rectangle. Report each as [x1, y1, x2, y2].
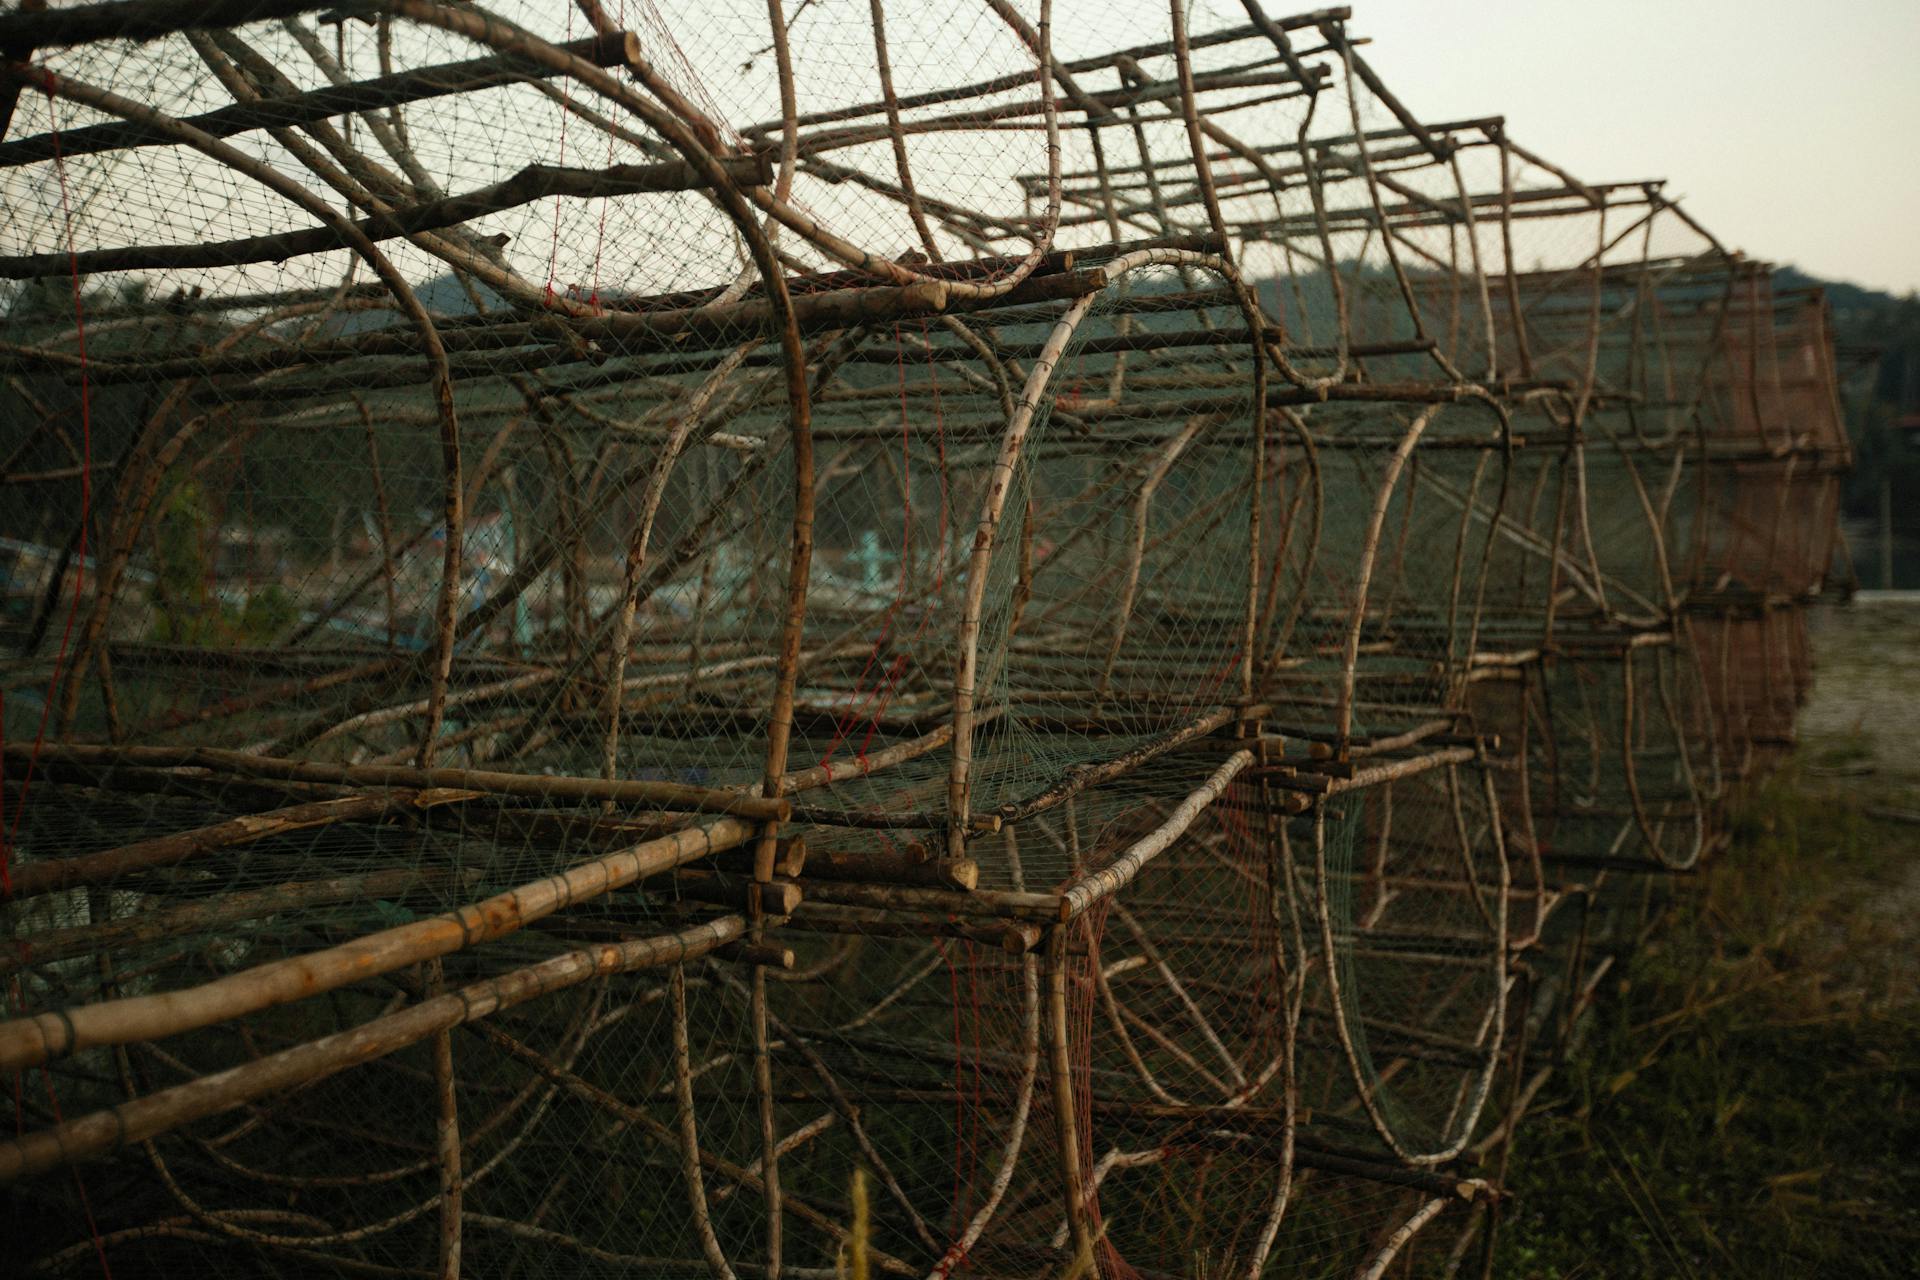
[1489, 763, 1920, 1280]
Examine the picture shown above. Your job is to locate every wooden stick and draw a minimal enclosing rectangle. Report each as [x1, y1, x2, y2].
[0, 154, 772, 278]
[1, 788, 476, 900]
[993, 701, 1264, 823]
[767, 719, 959, 795]
[801, 841, 979, 891]
[428, 958, 462, 1280]
[0, 915, 748, 1182]
[0, 0, 338, 48]
[1326, 746, 1476, 795]
[711, 941, 796, 971]
[1059, 750, 1253, 920]
[1, 864, 487, 976]
[713, 837, 808, 880]
[782, 902, 1040, 953]
[1357, 1196, 1452, 1280]
[670, 962, 739, 1280]
[4, 742, 790, 822]
[0, 816, 755, 1073]
[1045, 925, 1095, 1262]
[669, 871, 803, 916]
[782, 877, 1059, 922]
[0, 0, 41, 141]
[0, 30, 638, 168]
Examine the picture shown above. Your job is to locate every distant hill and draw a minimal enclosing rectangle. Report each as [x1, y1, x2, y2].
[1774, 269, 1920, 586]
[1773, 266, 1913, 327]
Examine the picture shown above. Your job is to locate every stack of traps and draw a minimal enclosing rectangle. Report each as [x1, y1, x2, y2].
[0, 3, 1848, 1276]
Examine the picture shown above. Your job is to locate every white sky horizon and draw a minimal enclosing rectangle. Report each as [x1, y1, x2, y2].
[4, 0, 1913, 301]
[1346, 0, 1920, 297]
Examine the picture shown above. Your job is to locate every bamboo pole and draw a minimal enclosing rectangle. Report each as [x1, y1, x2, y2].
[5, 742, 789, 821]
[0, 30, 637, 167]
[0, 154, 773, 279]
[0, 915, 748, 1182]
[1059, 750, 1252, 919]
[1044, 924, 1095, 1263]
[428, 958, 462, 1280]
[0, 0, 334, 47]
[0, 788, 473, 900]
[1, 864, 486, 976]
[0, 816, 755, 1072]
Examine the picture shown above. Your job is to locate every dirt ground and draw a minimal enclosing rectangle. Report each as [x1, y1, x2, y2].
[1803, 598, 1920, 990]
[1801, 598, 1920, 797]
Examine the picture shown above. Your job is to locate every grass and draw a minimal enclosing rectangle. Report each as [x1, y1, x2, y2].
[1489, 756, 1920, 1279]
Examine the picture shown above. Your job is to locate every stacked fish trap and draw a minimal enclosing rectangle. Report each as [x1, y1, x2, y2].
[0, 2, 1849, 1276]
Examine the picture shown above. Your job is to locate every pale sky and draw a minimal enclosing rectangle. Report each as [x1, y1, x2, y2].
[6, 1, 1914, 301]
[1348, 0, 1920, 296]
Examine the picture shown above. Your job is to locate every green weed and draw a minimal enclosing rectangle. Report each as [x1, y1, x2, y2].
[1490, 770, 1920, 1279]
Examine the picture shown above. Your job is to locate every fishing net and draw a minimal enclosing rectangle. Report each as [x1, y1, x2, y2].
[0, 2, 1848, 1276]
